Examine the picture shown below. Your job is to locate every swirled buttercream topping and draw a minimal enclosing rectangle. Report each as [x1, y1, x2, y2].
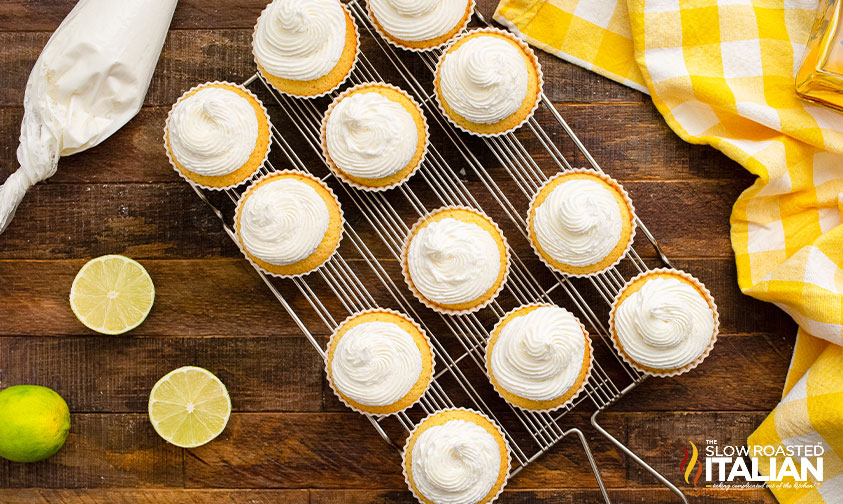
[407, 217, 501, 305]
[331, 320, 423, 406]
[490, 306, 586, 402]
[439, 35, 528, 124]
[412, 419, 501, 504]
[240, 178, 330, 266]
[169, 87, 259, 177]
[326, 91, 418, 179]
[253, 0, 347, 81]
[534, 178, 623, 267]
[369, 0, 469, 42]
[615, 277, 715, 370]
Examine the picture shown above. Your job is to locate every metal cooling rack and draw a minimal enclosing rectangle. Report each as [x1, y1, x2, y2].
[188, 2, 689, 502]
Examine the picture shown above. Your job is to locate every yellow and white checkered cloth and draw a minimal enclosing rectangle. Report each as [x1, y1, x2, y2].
[495, 0, 843, 501]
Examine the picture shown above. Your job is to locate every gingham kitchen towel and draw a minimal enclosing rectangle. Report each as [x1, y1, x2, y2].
[494, 0, 843, 501]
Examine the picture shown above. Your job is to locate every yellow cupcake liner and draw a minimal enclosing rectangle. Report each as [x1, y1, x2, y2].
[164, 81, 272, 191]
[433, 27, 544, 137]
[320, 82, 429, 192]
[402, 407, 512, 504]
[324, 307, 436, 417]
[365, 0, 476, 52]
[400, 205, 511, 316]
[608, 268, 720, 378]
[233, 170, 345, 279]
[485, 303, 594, 413]
[252, 1, 360, 99]
[526, 168, 637, 278]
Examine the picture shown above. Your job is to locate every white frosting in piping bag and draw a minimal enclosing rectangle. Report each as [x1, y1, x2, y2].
[331, 320, 422, 406]
[614, 276, 715, 370]
[534, 178, 623, 268]
[369, 0, 469, 42]
[169, 87, 259, 177]
[239, 178, 330, 266]
[326, 91, 418, 180]
[407, 217, 501, 305]
[253, 0, 347, 81]
[0, 0, 177, 234]
[412, 419, 501, 504]
[490, 306, 586, 402]
[439, 35, 528, 124]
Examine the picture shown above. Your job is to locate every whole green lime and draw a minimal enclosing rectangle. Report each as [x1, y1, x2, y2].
[0, 385, 70, 462]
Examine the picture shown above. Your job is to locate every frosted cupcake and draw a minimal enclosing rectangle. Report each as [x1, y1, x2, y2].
[234, 171, 343, 277]
[403, 408, 510, 504]
[367, 0, 475, 51]
[401, 207, 509, 315]
[610, 269, 719, 377]
[252, 0, 359, 98]
[326, 309, 434, 416]
[434, 28, 542, 136]
[528, 169, 636, 276]
[321, 83, 428, 191]
[486, 304, 592, 412]
[164, 82, 271, 190]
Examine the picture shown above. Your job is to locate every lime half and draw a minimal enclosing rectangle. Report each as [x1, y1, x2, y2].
[148, 367, 231, 448]
[70, 255, 154, 335]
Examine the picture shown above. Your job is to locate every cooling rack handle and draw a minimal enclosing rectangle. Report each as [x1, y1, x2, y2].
[590, 410, 690, 503]
[564, 427, 612, 503]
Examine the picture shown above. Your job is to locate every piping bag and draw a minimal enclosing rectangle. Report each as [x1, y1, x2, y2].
[0, 0, 178, 234]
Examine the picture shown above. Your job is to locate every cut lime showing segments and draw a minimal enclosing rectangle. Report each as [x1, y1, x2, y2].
[148, 367, 231, 448]
[69, 255, 155, 335]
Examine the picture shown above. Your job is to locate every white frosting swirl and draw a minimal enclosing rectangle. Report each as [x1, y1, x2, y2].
[412, 419, 501, 504]
[534, 178, 624, 268]
[490, 306, 586, 402]
[253, 0, 347, 81]
[326, 91, 418, 180]
[239, 178, 330, 266]
[615, 276, 715, 370]
[169, 87, 259, 177]
[369, 0, 469, 42]
[407, 217, 501, 306]
[439, 35, 528, 124]
[331, 320, 423, 406]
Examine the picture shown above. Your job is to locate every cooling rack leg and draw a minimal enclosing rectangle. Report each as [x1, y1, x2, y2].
[564, 428, 612, 503]
[590, 410, 689, 503]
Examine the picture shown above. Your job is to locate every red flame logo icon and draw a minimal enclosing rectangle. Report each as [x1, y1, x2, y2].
[679, 441, 703, 487]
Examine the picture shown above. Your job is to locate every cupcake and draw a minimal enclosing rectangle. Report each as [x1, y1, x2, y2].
[610, 269, 719, 377]
[164, 82, 271, 190]
[434, 28, 542, 136]
[403, 408, 510, 504]
[326, 309, 434, 416]
[234, 171, 343, 277]
[367, 0, 475, 51]
[401, 206, 509, 315]
[252, 0, 359, 98]
[321, 83, 428, 191]
[485, 304, 592, 412]
[528, 169, 636, 277]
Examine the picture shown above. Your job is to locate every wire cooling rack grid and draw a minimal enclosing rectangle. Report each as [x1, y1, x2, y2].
[188, 2, 690, 502]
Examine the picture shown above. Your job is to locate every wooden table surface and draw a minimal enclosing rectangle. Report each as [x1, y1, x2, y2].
[0, 1, 797, 503]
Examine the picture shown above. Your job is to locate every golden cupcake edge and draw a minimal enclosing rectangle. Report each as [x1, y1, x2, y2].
[366, 0, 475, 52]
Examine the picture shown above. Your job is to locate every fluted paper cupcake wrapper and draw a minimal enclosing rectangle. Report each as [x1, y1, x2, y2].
[608, 268, 720, 378]
[233, 170, 345, 279]
[164, 81, 272, 192]
[402, 407, 512, 504]
[400, 205, 511, 316]
[252, 1, 360, 99]
[526, 168, 638, 278]
[320, 82, 429, 192]
[485, 303, 594, 413]
[433, 27, 544, 138]
[365, 0, 476, 53]
[324, 307, 436, 417]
